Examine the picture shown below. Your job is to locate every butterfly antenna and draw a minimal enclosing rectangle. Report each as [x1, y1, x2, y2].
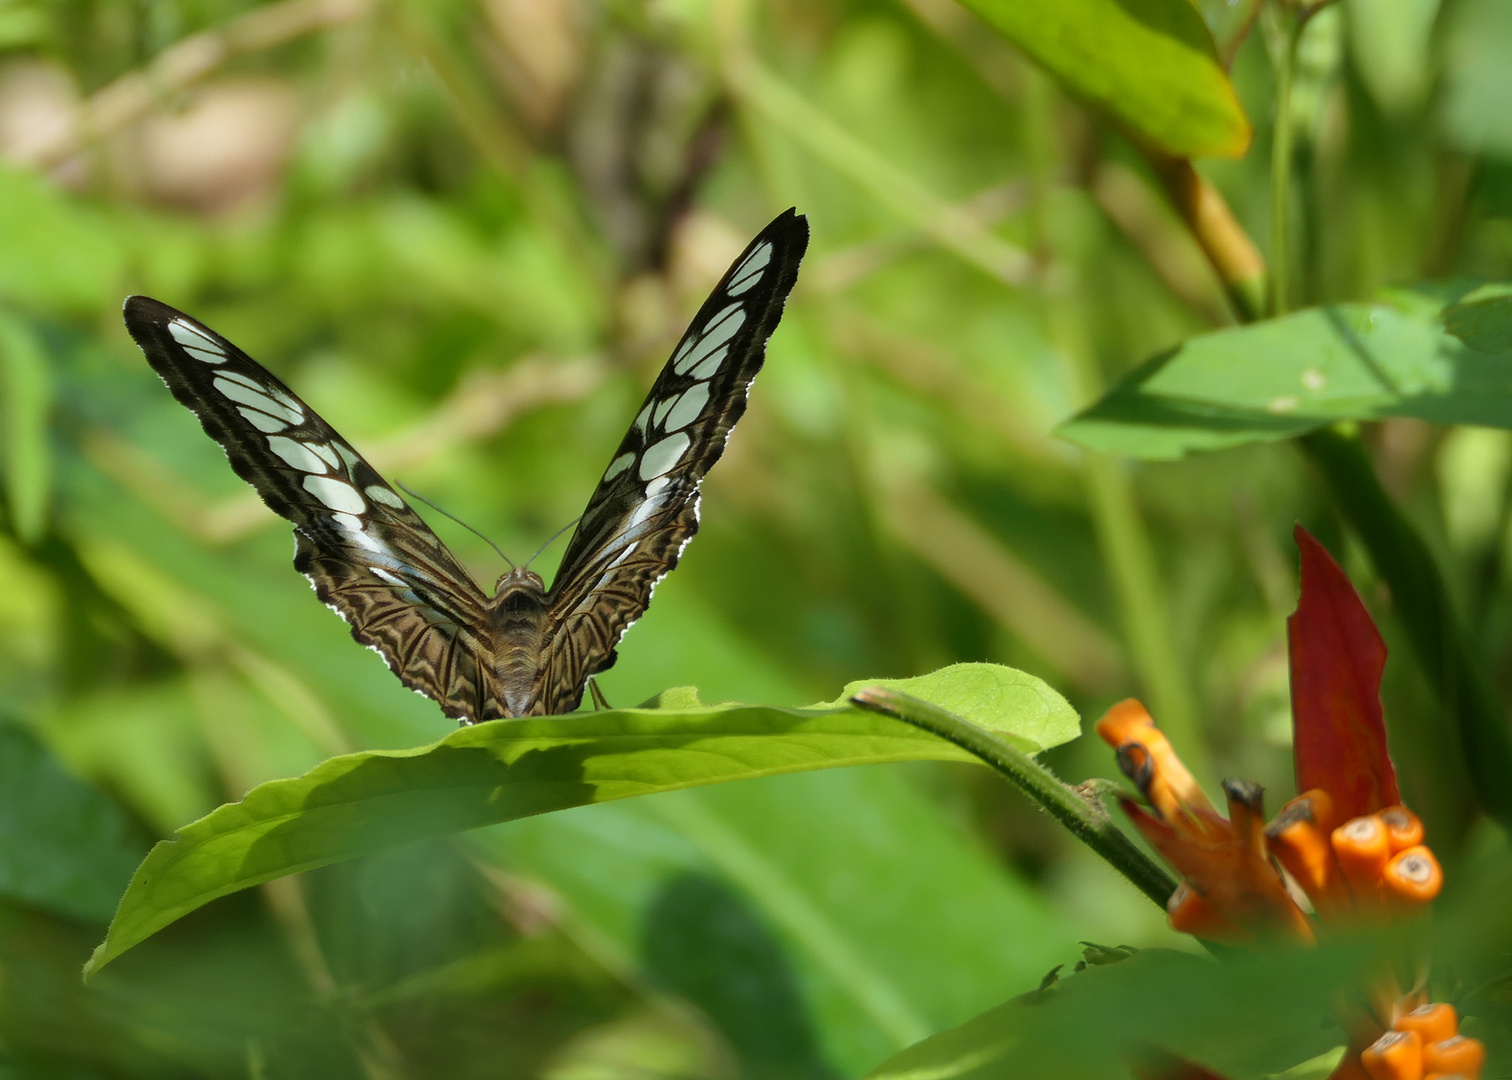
[396, 481, 516, 570]
[524, 516, 582, 571]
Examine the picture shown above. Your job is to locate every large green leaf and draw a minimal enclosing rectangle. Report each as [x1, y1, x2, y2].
[1058, 289, 1512, 459]
[863, 943, 1374, 1079]
[481, 766, 1077, 1078]
[958, 0, 1249, 159]
[86, 664, 1078, 977]
[0, 721, 146, 923]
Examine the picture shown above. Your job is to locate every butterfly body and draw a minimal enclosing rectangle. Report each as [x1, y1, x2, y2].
[125, 209, 808, 723]
[490, 567, 549, 717]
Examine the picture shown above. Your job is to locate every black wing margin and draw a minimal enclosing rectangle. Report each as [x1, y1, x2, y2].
[529, 208, 809, 715]
[122, 296, 503, 723]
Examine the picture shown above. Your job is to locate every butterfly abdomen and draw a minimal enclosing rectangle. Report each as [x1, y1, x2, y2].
[490, 570, 550, 717]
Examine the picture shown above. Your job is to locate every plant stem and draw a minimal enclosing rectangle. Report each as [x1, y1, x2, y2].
[1268, 13, 1303, 317]
[850, 686, 1177, 909]
[1301, 428, 1512, 831]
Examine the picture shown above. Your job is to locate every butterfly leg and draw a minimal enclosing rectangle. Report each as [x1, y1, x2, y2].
[588, 678, 613, 711]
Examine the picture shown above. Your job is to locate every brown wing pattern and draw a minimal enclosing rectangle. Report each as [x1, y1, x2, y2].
[122, 296, 501, 723]
[529, 209, 809, 715]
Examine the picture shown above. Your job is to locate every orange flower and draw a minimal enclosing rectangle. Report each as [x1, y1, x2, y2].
[1096, 527, 1476, 1080]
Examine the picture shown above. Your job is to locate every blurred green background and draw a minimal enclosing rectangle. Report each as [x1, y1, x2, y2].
[2, 0, 1512, 1076]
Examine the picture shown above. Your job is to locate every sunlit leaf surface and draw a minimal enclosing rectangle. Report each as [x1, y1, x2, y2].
[1059, 290, 1512, 458]
[89, 661, 1076, 978]
[958, 0, 1250, 158]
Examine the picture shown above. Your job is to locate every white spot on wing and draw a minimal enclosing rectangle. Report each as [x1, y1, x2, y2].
[334, 442, 362, 471]
[644, 475, 671, 497]
[304, 474, 366, 514]
[674, 303, 746, 374]
[638, 432, 690, 480]
[664, 382, 709, 431]
[689, 346, 728, 380]
[603, 452, 634, 481]
[214, 371, 265, 392]
[652, 395, 677, 427]
[238, 406, 286, 432]
[267, 435, 330, 473]
[169, 321, 225, 358]
[214, 377, 303, 423]
[725, 242, 772, 295]
[370, 566, 407, 587]
[367, 485, 405, 509]
[633, 402, 653, 434]
[627, 493, 669, 530]
[308, 442, 343, 471]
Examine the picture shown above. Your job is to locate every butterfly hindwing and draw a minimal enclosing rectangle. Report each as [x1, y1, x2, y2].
[529, 208, 809, 715]
[122, 296, 501, 722]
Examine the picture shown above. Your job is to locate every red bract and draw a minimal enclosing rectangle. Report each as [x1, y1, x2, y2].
[1288, 525, 1400, 821]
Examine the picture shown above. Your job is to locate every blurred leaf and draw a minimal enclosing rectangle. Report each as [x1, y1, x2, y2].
[1444, 284, 1512, 354]
[0, 168, 122, 313]
[863, 944, 1370, 1079]
[90, 660, 1078, 977]
[485, 765, 1078, 1077]
[956, 0, 1250, 158]
[0, 721, 146, 923]
[1442, 0, 1512, 158]
[1058, 292, 1512, 459]
[1345, 0, 1440, 115]
[0, 4, 48, 50]
[0, 312, 51, 543]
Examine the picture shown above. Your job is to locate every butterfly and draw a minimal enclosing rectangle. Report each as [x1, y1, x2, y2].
[124, 209, 808, 723]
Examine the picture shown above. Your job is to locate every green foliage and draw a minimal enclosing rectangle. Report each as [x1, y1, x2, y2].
[2, 0, 1512, 1076]
[89, 662, 1077, 978]
[956, 0, 1252, 158]
[1060, 288, 1512, 458]
[864, 942, 1375, 1078]
[0, 720, 146, 922]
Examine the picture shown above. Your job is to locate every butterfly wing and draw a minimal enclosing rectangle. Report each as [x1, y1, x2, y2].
[529, 209, 809, 715]
[123, 296, 504, 724]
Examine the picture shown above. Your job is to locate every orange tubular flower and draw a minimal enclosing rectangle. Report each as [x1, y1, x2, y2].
[1096, 527, 1481, 1080]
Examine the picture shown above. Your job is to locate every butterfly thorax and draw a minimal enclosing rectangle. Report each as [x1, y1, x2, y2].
[489, 568, 549, 716]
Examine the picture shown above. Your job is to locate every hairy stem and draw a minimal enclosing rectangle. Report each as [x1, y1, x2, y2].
[851, 686, 1177, 909]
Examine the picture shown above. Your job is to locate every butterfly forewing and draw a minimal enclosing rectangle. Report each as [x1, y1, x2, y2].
[122, 297, 502, 722]
[529, 209, 810, 715]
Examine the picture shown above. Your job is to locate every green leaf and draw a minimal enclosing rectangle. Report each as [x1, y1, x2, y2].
[1444, 283, 1512, 354]
[0, 313, 51, 543]
[480, 766, 1077, 1077]
[957, 0, 1250, 159]
[88, 663, 1077, 978]
[863, 944, 1373, 1079]
[1058, 291, 1512, 459]
[835, 663, 1079, 753]
[0, 721, 147, 923]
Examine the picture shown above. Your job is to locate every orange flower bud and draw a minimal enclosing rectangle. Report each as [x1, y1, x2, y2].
[1334, 815, 1392, 899]
[1167, 880, 1247, 942]
[1383, 847, 1442, 905]
[1422, 1035, 1483, 1077]
[1361, 1029, 1423, 1080]
[1393, 1003, 1457, 1044]
[1267, 793, 1346, 912]
[1097, 699, 1220, 831]
[1380, 806, 1424, 852]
